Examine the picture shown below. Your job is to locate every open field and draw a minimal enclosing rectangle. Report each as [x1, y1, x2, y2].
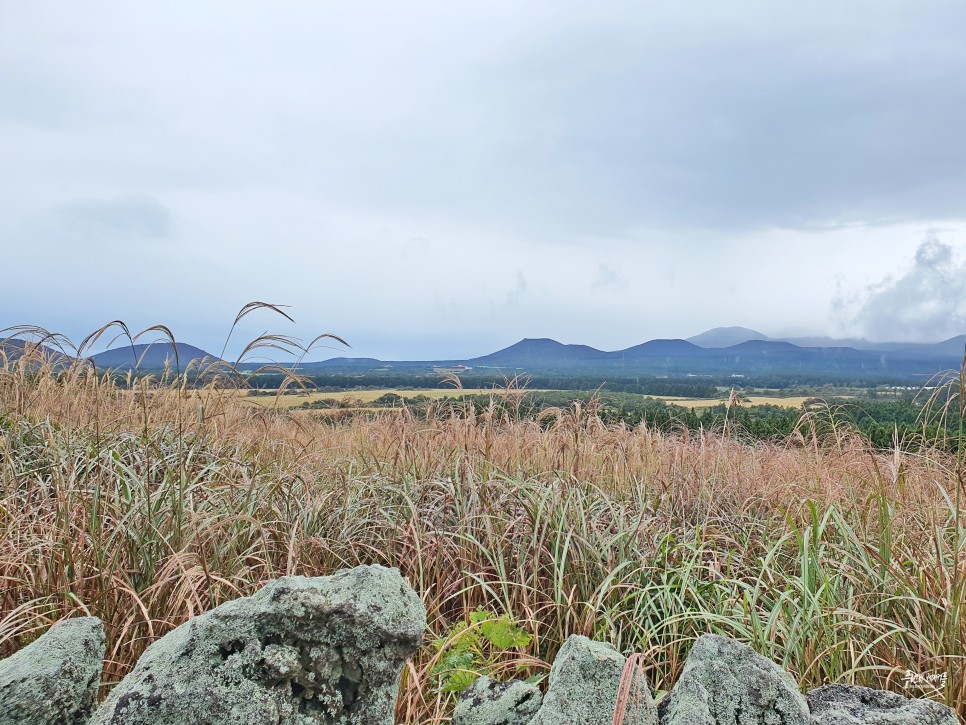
[1, 356, 964, 721]
[243, 388, 817, 410]
[242, 388, 534, 407]
[657, 394, 817, 409]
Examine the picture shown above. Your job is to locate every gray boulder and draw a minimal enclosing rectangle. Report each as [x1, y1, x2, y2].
[807, 684, 958, 725]
[452, 676, 543, 725]
[0, 616, 105, 725]
[530, 634, 655, 725]
[89, 565, 426, 725]
[658, 634, 809, 725]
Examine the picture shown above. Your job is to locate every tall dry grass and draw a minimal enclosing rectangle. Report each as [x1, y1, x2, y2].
[0, 339, 964, 722]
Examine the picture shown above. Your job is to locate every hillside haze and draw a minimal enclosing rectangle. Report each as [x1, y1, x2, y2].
[291, 327, 966, 381]
[470, 338, 610, 367]
[88, 343, 219, 370]
[9, 327, 963, 382]
[686, 327, 770, 347]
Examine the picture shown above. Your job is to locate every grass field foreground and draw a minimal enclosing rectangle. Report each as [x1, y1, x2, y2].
[0, 351, 964, 722]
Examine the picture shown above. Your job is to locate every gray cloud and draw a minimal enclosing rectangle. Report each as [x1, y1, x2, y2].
[48, 194, 172, 241]
[2, 2, 966, 356]
[592, 264, 619, 291]
[4, 2, 965, 238]
[505, 272, 529, 308]
[844, 234, 966, 342]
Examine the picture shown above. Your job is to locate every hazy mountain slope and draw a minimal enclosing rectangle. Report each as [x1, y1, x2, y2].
[889, 335, 966, 360]
[687, 326, 770, 347]
[469, 338, 609, 367]
[0, 338, 73, 365]
[779, 336, 914, 351]
[89, 343, 219, 370]
[299, 357, 386, 368]
[73, 331, 966, 380]
[614, 339, 706, 357]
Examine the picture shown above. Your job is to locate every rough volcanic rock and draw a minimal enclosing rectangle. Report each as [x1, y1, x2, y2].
[89, 565, 426, 725]
[807, 684, 958, 725]
[530, 634, 655, 725]
[0, 616, 105, 725]
[658, 634, 809, 725]
[452, 676, 543, 725]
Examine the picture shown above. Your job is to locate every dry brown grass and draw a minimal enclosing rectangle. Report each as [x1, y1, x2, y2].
[1, 344, 964, 721]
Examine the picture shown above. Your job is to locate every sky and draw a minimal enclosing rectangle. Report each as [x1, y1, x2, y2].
[2, 1, 966, 360]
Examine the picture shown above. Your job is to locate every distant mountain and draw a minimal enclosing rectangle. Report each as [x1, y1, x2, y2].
[890, 335, 966, 360]
[722, 340, 800, 354]
[299, 357, 386, 369]
[616, 339, 704, 357]
[469, 338, 609, 367]
[687, 327, 770, 348]
[779, 334, 966, 357]
[930, 334, 966, 358]
[71, 329, 966, 381]
[0, 338, 73, 365]
[778, 336, 910, 351]
[286, 331, 964, 380]
[89, 343, 219, 370]
[712, 339, 876, 363]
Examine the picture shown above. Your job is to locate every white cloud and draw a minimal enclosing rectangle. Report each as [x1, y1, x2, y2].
[47, 194, 172, 241]
[592, 264, 620, 291]
[2, 2, 966, 356]
[841, 234, 966, 342]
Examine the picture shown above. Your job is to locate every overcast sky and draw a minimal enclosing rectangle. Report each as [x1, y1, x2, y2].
[2, 2, 966, 360]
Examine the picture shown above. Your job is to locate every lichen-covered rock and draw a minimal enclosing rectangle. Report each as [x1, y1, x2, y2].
[0, 616, 105, 725]
[530, 634, 655, 725]
[807, 684, 958, 725]
[658, 634, 809, 725]
[89, 565, 426, 725]
[452, 676, 543, 725]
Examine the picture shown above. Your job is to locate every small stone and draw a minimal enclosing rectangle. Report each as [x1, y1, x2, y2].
[0, 616, 106, 725]
[658, 634, 809, 725]
[452, 676, 543, 725]
[807, 683, 958, 725]
[89, 565, 426, 725]
[530, 635, 656, 725]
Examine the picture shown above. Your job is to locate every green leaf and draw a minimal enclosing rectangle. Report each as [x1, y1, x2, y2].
[480, 615, 532, 649]
[469, 607, 493, 625]
[432, 649, 483, 693]
[432, 620, 478, 654]
[441, 668, 480, 693]
[432, 648, 475, 676]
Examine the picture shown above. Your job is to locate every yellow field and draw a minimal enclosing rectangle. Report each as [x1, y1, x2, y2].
[243, 389, 816, 410]
[242, 388, 521, 408]
[659, 395, 817, 409]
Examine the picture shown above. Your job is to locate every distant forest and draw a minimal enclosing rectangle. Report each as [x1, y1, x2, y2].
[244, 371, 928, 394]
[290, 391, 963, 453]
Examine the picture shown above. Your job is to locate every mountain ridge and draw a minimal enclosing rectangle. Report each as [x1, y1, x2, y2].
[5, 329, 964, 379]
[88, 343, 219, 370]
[294, 332, 965, 380]
[687, 327, 770, 347]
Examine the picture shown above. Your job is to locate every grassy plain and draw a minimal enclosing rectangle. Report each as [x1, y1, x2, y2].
[243, 388, 815, 410]
[1, 353, 964, 722]
[656, 394, 816, 409]
[242, 388, 531, 407]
